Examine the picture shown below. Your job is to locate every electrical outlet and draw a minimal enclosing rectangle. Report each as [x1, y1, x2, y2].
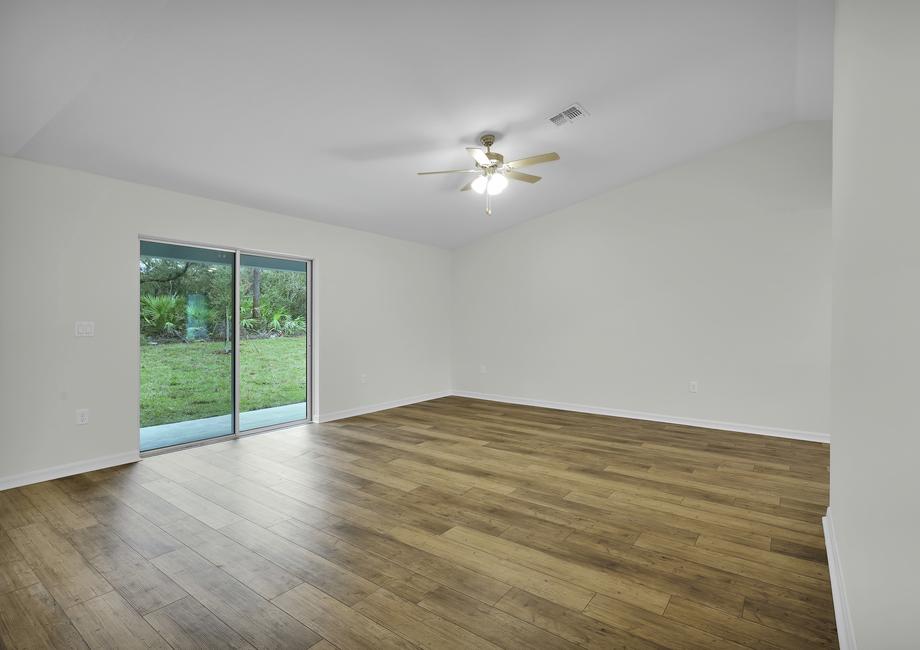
[689, 380, 699, 394]
[76, 409, 90, 425]
[75, 321, 95, 337]
[480, 364, 488, 374]
[360, 373, 368, 384]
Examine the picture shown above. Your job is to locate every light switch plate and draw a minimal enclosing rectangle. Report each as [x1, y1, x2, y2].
[75, 321, 95, 337]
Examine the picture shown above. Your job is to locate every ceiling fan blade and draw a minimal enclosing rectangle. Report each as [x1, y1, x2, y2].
[417, 168, 479, 175]
[466, 147, 492, 167]
[504, 152, 560, 169]
[505, 170, 541, 183]
[459, 178, 475, 191]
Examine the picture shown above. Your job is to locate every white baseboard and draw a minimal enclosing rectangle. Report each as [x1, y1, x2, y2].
[1, 388, 827, 490]
[0, 451, 140, 492]
[316, 390, 453, 423]
[0, 391, 450, 490]
[452, 390, 830, 443]
[823, 508, 856, 649]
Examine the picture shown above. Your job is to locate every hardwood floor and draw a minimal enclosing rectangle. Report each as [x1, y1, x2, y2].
[0, 396, 837, 648]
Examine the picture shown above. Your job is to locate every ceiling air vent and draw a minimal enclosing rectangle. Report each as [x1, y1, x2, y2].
[548, 102, 589, 127]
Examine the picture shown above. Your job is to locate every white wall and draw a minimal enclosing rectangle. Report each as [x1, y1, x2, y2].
[452, 122, 832, 437]
[0, 122, 834, 487]
[0, 155, 451, 485]
[830, 2, 920, 646]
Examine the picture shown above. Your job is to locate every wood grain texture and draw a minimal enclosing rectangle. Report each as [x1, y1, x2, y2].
[0, 396, 836, 648]
[64, 590, 169, 649]
[143, 595, 253, 649]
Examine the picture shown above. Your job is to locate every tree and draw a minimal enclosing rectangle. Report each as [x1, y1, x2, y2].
[251, 267, 262, 319]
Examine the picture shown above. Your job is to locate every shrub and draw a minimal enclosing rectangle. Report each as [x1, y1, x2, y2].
[140, 293, 185, 338]
[282, 315, 306, 336]
[265, 306, 289, 334]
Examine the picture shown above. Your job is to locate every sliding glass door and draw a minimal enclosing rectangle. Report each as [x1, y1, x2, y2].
[139, 241, 234, 451]
[139, 240, 310, 453]
[239, 254, 309, 431]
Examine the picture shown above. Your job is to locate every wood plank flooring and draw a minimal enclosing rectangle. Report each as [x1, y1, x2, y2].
[0, 396, 837, 648]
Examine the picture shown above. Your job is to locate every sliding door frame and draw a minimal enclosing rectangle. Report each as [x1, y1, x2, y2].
[138, 235, 313, 457]
[234, 249, 242, 436]
[235, 248, 313, 437]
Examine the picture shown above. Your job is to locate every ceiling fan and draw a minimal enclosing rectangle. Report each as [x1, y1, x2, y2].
[418, 134, 559, 215]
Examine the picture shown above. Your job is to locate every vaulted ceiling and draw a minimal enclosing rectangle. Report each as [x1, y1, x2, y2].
[0, 1, 832, 247]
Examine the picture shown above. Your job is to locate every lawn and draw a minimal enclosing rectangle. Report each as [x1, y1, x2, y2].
[140, 336, 307, 427]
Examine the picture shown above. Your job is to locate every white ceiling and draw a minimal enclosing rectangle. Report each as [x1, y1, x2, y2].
[0, 1, 833, 248]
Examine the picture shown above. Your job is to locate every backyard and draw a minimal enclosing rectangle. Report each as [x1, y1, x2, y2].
[139, 244, 308, 429]
[140, 336, 306, 427]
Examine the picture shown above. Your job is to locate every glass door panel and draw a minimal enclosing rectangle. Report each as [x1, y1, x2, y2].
[239, 254, 308, 431]
[139, 241, 235, 451]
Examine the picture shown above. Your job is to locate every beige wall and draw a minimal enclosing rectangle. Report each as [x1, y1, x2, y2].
[0, 155, 452, 484]
[831, 1, 920, 646]
[452, 122, 832, 437]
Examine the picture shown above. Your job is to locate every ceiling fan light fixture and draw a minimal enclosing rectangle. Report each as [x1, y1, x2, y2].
[486, 172, 508, 195]
[471, 174, 488, 194]
[417, 134, 559, 213]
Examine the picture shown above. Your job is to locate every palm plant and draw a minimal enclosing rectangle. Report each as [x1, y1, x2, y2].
[238, 296, 260, 333]
[266, 306, 289, 334]
[282, 315, 306, 335]
[140, 294, 185, 337]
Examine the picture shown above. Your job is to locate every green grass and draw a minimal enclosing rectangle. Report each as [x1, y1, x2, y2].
[140, 336, 307, 427]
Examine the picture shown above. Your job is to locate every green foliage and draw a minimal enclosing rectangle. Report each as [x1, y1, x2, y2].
[238, 270, 308, 336]
[139, 255, 308, 340]
[207, 304, 233, 341]
[265, 306, 288, 333]
[185, 302, 210, 324]
[140, 294, 185, 338]
[282, 315, 306, 336]
[238, 296, 259, 333]
[239, 316, 259, 332]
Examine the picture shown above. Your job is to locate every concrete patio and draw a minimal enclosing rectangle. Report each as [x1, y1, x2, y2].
[140, 402, 308, 451]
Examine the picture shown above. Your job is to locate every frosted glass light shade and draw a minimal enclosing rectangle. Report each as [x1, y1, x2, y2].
[487, 173, 508, 195]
